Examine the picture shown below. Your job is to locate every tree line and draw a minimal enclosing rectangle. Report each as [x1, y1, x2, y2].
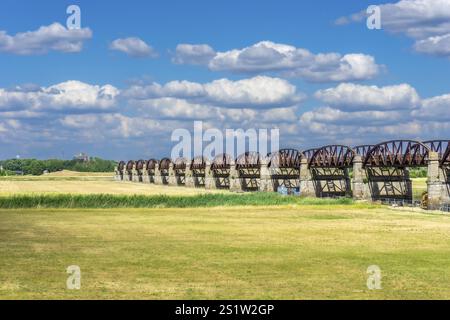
[0, 158, 117, 176]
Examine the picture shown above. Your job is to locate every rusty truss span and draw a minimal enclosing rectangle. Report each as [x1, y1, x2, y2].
[115, 139, 450, 210]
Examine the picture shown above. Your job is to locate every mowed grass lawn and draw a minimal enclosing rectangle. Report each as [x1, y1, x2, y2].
[1, 205, 450, 299]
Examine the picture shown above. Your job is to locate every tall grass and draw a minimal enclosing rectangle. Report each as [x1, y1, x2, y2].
[0, 193, 354, 209]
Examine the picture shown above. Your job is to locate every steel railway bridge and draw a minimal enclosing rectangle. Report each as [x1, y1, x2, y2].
[115, 139, 450, 210]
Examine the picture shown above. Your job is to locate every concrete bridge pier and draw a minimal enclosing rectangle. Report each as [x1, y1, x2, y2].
[132, 164, 140, 183]
[229, 162, 243, 192]
[168, 163, 177, 186]
[149, 170, 155, 184]
[352, 155, 371, 200]
[114, 166, 121, 181]
[142, 168, 150, 183]
[427, 152, 450, 210]
[299, 158, 315, 197]
[205, 162, 217, 190]
[123, 169, 131, 182]
[185, 166, 195, 188]
[154, 163, 164, 185]
[259, 158, 274, 192]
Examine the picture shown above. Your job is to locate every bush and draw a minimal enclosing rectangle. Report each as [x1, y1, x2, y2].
[0, 170, 14, 176]
[409, 168, 427, 178]
[0, 158, 116, 175]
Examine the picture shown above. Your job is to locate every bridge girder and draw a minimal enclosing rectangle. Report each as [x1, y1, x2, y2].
[363, 140, 430, 168]
[118, 161, 126, 171]
[236, 152, 261, 170]
[424, 140, 450, 167]
[126, 160, 135, 171]
[269, 149, 301, 169]
[146, 159, 158, 170]
[301, 149, 317, 162]
[309, 145, 355, 169]
[354, 145, 375, 158]
[190, 156, 206, 170]
[174, 158, 187, 170]
[211, 154, 232, 170]
[159, 158, 171, 171]
[135, 160, 145, 171]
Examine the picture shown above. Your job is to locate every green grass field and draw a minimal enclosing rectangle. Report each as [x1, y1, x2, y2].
[0, 193, 355, 209]
[1, 204, 450, 299]
[1, 175, 449, 300]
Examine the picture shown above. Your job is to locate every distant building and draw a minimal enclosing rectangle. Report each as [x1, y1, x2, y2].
[73, 152, 90, 162]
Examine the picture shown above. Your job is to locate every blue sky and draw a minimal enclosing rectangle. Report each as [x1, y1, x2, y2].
[0, 0, 450, 160]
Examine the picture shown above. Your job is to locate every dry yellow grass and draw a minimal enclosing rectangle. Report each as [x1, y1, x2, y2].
[1, 206, 450, 299]
[44, 170, 112, 177]
[0, 174, 428, 198]
[0, 170, 113, 181]
[0, 179, 226, 196]
[0, 175, 449, 299]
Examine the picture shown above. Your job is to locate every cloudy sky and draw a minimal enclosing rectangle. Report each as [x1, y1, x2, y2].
[1, 0, 450, 160]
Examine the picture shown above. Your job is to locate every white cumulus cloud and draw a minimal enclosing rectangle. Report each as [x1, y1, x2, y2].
[300, 81, 450, 146]
[0, 81, 119, 113]
[0, 23, 92, 55]
[412, 93, 450, 121]
[173, 41, 381, 82]
[5, 78, 450, 157]
[122, 76, 305, 109]
[414, 34, 450, 56]
[172, 44, 216, 64]
[315, 83, 421, 111]
[110, 37, 158, 58]
[337, 0, 450, 57]
[300, 106, 408, 127]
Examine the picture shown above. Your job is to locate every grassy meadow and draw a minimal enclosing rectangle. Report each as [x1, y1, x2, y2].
[1, 173, 449, 300]
[0, 193, 355, 209]
[1, 205, 450, 299]
[0, 171, 225, 196]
